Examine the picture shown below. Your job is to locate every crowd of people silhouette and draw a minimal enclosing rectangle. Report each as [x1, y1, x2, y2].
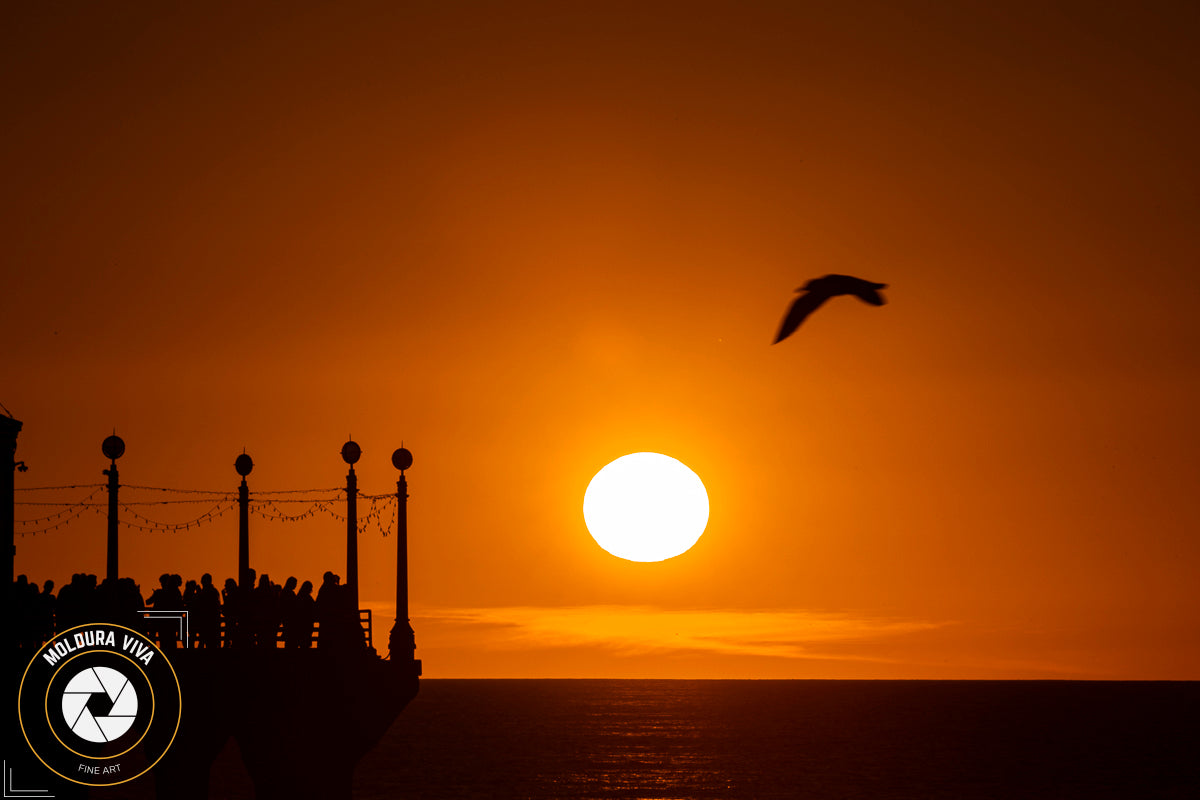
[11, 569, 368, 651]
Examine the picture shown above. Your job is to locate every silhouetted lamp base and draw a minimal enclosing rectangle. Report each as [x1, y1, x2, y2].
[388, 622, 421, 675]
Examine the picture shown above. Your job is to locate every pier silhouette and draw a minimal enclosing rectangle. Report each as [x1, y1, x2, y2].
[5, 419, 421, 799]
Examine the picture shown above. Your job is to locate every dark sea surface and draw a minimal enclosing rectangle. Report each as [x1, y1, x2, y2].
[333, 680, 1200, 800]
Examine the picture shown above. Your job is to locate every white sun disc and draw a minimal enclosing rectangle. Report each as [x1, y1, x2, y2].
[583, 452, 709, 562]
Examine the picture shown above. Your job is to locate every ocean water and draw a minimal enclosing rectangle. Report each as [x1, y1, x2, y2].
[343, 680, 1199, 800]
[87, 679, 1196, 799]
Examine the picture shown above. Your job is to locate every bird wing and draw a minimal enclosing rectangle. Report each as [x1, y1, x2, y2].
[849, 283, 887, 306]
[773, 291, 828, 344]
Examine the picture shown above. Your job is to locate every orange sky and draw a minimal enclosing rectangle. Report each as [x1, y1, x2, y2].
[5, 2, 1199, 679]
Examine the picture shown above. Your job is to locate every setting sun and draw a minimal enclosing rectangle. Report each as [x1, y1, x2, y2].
[582, 453, 710, 563]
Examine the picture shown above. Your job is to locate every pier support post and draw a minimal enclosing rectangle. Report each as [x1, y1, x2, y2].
[341, 440, 361, 612]
[235, 452, 254, 588]
[3, 415, 23, 650]
[102, 434, 125, 583]
[388, 447, 417, 667]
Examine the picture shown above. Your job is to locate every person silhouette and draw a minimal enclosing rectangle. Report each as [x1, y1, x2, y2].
[55, 574, 81, 633]
[36, 579, 56, 643]
[182, 579, 199, 646]
[315, 581, 365, 652]
[292, 580, 316, 649]
[147, 573, 183, 648]
[315, 572, 341, 648]
[253, 573, 280, 647]
[195, 573, 222, 649]
[278, 577, 298, 647]
[221, 577, 241, 647]
[236, 568, 257, 648]
[115, 577, 145, 634]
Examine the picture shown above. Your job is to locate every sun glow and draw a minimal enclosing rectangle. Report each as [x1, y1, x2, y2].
[583, 452, 710, 562]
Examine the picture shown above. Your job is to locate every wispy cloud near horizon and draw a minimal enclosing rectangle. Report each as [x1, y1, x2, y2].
[415, 605, 948, 662]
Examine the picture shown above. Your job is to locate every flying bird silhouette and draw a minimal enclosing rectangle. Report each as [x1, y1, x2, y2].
[773, 274, 888, 344]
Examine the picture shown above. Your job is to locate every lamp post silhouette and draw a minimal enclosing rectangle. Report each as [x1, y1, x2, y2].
[235, 451, 254, 589]
[102, 434, 125, 583]
[3, 414, 23, 646]
[388, 447, 418, 668]
[342, 439, 361, 613]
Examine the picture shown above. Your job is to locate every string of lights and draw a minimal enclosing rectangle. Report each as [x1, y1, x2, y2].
[120, 502, 238, 532]
[19, 499, 231, 507]
[121, 484, 343, 495]
[17, 493, 346, 507]
[250, 500, 334, 524]
[16, 505, 103, 536]
[322, 495, 397, 536]
[16, 486, 106, 524]
[120, 498, 235, 506]
[98, 484, 233, 496]
[15, 484, 106, 492]
[15, 485, 402, 536]
[372, 496, 399, 537]
[244, 495, 343, 504]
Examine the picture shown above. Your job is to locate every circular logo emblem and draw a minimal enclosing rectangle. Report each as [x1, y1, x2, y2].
[61, 665, 139, 743]
[19, 623, 181, 787]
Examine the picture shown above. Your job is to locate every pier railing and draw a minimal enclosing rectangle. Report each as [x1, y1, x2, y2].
[153, 608, 374, 649]
[26, 608, 376, 651]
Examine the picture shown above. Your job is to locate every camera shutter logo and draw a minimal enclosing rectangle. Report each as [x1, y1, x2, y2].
[61, 666, 139, 744]
[18, 623, 181, 787]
